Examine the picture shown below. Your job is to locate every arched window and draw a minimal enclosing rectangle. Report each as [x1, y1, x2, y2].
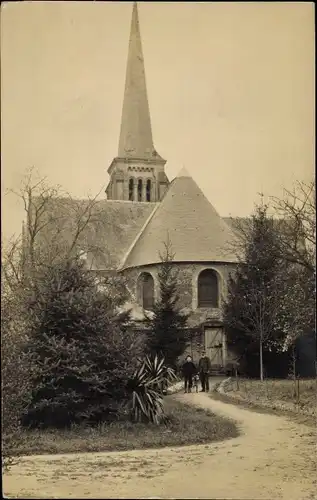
[146, 179, 151, 202]
[138, 272, 154, 310]
[129, 178, 134, 201]
[137, 179, 143, 202]
[198, 269, 219, 308]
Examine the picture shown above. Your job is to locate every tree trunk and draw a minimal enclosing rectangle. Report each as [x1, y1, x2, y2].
[235, 366, 239, 391]
[292, 345, 297, 401]
[259, 337, 263, 382]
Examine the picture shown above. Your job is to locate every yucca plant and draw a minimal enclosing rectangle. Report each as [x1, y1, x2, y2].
[143, 354, 177, 395]
[126, 354, 177, 424]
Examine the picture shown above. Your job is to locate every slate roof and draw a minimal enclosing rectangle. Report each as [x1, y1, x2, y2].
[31, 172, 246, 272]
[32, 198, 155, 270]
[121, 169, 240, 269]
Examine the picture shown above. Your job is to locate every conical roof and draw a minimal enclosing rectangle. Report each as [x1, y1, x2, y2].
[121, 170, 239, 269]
[118, 2, 156, 159]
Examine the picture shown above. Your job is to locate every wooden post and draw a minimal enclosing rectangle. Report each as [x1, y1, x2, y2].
[259, 337, 264, 382]
[222, 332, 227, 369]
[292, 345, 297, 401]
[190, 331, 193, 358]
[235, 366, 239, 391]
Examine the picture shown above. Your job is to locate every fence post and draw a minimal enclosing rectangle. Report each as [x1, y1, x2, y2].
[297, 376, 300, 406]
[235, 366, 239, 391]
[265, 376, 269, 399]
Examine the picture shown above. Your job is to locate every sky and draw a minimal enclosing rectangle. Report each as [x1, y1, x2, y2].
[1, 1, 315, 240]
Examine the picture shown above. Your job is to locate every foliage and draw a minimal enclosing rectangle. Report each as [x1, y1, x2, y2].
[273, 264, 315, 351]
[1, 268, 34, 470]
[145, 240, 189, 369]
[270, 180, 315, 376]
[2, 169, 144, 433]
[22, 258, 144, 428]
[223, 203, 289, 379]
[126, 354, 177, 424]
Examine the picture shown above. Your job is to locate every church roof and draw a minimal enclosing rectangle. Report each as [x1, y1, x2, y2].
[120, 170, 240, 269]
[31, 185, 243, 272]
[32, 198, 155, 270]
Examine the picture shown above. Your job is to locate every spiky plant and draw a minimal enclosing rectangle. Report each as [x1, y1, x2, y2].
[143, 354, 177, 395]
[127, 354, 177, 424]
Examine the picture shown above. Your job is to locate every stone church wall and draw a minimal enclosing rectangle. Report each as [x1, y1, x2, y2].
[121, 261, 237, 312]
[121, 261, 238, 368]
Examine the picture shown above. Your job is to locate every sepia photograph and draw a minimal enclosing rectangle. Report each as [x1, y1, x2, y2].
[1, 1, 315, 499]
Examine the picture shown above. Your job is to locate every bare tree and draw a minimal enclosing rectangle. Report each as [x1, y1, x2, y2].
[3, 168, 122, 290]
[270, 180, 316, 378]
[270, 180, 315, 273]
[224, 273, 284, 381]
[226, 181, 315, 274]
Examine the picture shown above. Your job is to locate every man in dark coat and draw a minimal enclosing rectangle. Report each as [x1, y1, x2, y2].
[198, 350, 211, 392]
[182, 355, 197, 393]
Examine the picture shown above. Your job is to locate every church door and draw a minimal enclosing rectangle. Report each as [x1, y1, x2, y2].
[204, 327, 224, 366]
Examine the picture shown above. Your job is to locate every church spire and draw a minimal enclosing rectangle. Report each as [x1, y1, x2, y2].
[118, 2, 155, 158]
[106, 2, 169, 202]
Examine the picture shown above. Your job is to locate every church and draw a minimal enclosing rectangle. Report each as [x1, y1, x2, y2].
[103, 2, 241, 367]
[32, 3, 242, 368]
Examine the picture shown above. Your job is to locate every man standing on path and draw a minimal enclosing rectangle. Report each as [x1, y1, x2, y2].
[198, 351, 211, 392]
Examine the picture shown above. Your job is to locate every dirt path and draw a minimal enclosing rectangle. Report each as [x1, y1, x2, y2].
[3, 392, 317, 499]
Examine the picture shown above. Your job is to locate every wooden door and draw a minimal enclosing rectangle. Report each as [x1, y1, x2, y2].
[204, 327, 223, 366]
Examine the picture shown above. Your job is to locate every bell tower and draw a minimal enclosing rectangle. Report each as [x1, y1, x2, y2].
[106, 2, 169, 202]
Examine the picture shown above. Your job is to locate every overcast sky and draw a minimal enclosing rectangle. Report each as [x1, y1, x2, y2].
[1, 1, 314, 240]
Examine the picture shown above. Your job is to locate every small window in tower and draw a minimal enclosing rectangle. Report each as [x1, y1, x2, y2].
[138, 179, 142, 201]
[129, 178, 134, 201]
[146, 179, 151, 202]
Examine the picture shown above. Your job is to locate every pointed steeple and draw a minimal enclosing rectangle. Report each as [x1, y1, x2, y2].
[106, 2, 168, 202]
[118, 2, 155, 159]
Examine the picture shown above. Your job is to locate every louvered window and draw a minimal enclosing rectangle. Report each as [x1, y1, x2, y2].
[129, 178, 134, 201]
[138, 179, 143, 201]
[146, 179, 151, 202]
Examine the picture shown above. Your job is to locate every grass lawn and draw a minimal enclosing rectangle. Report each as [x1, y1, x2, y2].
[10, 395, 238, 457]
[215, 377, 317, 425]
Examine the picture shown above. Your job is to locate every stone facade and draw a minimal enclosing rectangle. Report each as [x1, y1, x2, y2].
[121, 261, 238, 367]
[106, 156, 169, 202]
[122, 262, 237, 313]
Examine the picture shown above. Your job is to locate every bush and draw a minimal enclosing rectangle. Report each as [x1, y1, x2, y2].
[22, 258, 144, 428]
[1, 287, 33, 469]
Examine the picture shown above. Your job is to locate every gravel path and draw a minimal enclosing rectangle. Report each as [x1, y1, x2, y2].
[3, 391, 317, 499]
